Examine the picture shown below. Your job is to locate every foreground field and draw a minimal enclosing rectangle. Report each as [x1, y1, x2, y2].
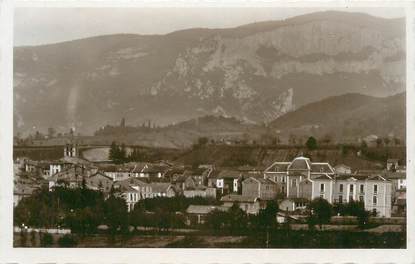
[14, 229, 406, 248]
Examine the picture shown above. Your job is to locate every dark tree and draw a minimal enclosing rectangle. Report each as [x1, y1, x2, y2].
[104, 195, 129, 235]
[228, 203, 248, 233]
[128, 148, 142, 162]
[205, 209, 229, 231]
[58, 234, 78, 247]
[306, 136, 318, 150]
[109, 141, 128, 164]
[129, 203, 147, 231]
[120, 143, 127, 162]
[257, 201, 278, 229]
[109, 141, 120, 163]
[308, 198, 332, 229]
[40, 232, 54, 247]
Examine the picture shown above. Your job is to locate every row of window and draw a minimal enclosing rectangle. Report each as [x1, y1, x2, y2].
[337, 195, 378, 205]
[280, 179, 379, 195]
[321, 183, 378, 194]
[128, 192, 153, 202]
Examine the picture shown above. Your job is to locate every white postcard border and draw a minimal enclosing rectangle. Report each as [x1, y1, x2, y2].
[1, 1, 414, 263]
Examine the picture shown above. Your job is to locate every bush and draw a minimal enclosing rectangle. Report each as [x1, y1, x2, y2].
[58, 234, 78, 247]
[308, 198, 333, 229]
[40, 232, 54, 247]
[306, 137, 318, 150]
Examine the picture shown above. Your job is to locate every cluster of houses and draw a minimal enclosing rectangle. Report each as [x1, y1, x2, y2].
[14, 143, 406, 222]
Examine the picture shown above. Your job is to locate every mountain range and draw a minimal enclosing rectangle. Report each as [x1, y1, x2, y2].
[14, 11, 405, 137]
[27, 92, 405, 148]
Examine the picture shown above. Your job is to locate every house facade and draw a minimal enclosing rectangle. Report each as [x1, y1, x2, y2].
[331, 175, 392, 217]
[241, 177, 279, 200]
[183, 187, 216, 199]
[149, 183, 176, 198]
[264, 156, 393, 217]
[208, 169, 244, 194]
[220, 194, 265, 215]
[279, 198, 309, 212]
[185, 205, 229, 225]
[264, 156, 335, 198]
[86, 172, 114, 194]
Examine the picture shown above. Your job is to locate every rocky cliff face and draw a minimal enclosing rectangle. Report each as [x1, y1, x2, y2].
[14, 11, 405, 135]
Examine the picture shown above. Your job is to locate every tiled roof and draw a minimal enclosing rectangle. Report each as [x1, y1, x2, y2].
[124, 186, 141, 193]
[311, 174, 333, 180]
[244, 177, 277, 185]
[367, 175, 387, 181]
[334, 174, 369, 181]
[215, 170, 243, 179]
[49, 167, 88, 181]
[60, 156, 92, 165]
[310, 163, 334, 174]
[265, 162, 291, 173]
[149, 182, 173, 193]
[89, 172, 113, 181]
[99, 164, 132, 173]
[115, 178, 148, 190]
[288, 157, 311, 170]
[220, 194, 259, 203]
[98, 162, 169, 173]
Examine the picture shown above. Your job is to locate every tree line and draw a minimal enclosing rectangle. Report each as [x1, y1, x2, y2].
[14, 186, 222, 236]
[108, 141, 165, 164]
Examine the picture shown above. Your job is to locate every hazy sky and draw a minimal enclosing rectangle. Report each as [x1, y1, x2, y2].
[14, 7, 405, 46]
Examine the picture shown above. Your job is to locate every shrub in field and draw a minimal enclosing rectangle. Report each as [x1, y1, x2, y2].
[58, 234, 78, 247]
[40, 232, 53, 247]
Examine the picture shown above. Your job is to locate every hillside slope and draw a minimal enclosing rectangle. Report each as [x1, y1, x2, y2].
[14, 11, 405, 135]
[270, 92, 405, 139]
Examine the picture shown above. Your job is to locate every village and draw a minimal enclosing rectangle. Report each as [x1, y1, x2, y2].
[13, 136, 407, 247]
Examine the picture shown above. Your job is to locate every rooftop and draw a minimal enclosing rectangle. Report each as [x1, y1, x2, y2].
[265, 162, 291, 173]
[115, 177, 148, 189]
[310, 163, 334, 174]
[334, 174, 370, 181]
[312, 174, 333, 180]
[220, 194, 259, 203]
[149, 182, 173, 193]
[215, 170, 243, 179]
[288, 157, 311, 171]
[186, 205, 229, 214]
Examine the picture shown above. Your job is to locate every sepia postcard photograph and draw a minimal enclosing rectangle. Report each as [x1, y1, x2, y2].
[1, 0, 414, 263]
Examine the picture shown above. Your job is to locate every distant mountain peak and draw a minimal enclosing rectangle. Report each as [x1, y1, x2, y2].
[14, 11, 405, 136]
